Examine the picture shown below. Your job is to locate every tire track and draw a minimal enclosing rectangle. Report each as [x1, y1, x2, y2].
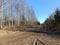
[0, 32, 60, 45]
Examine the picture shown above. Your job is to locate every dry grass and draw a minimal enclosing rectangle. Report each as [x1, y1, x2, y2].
[0, 30, 19, 37]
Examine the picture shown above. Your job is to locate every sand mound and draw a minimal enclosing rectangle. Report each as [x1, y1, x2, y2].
[0, 30, 18, 37]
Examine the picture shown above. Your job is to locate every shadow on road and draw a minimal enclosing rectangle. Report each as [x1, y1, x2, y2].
[20, 29, 60, 39]
[20, 29, 60, 36]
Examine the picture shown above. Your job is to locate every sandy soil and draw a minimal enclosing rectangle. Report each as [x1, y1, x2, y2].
[0, 30, 60, 45]
[0, 30, 19, 37]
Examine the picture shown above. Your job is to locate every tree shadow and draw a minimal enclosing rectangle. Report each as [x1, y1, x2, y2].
[20, 29, 60, 36]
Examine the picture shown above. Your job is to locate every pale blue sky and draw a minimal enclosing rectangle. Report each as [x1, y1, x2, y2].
[27, 0, 60, 23]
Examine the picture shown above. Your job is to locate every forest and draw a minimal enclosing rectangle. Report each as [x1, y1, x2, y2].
[0, 0, 38, 29]
[42, 8, 60, 34]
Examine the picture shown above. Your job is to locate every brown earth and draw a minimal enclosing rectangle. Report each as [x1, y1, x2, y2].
[0, 30, 60, 45]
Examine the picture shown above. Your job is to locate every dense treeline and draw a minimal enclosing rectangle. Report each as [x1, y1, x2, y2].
[42, 8, 60, 34]
[0, 0, 38, 28]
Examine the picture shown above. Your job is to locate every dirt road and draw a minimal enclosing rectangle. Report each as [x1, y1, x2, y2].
[0, 31, 60, 45]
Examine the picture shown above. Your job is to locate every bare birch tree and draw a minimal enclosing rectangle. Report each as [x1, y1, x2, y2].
[0, 0, 37, 28]
[16, 0, 21, 26]
[8, 0, 14, 27]
[28, 7, 37, 25]
[0, 0, 5, 28]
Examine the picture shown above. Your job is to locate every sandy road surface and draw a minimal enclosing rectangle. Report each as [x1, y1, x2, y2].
[0, 31, 60, 45]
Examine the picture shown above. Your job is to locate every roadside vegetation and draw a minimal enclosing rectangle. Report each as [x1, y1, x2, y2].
[42, 8, 60, 34]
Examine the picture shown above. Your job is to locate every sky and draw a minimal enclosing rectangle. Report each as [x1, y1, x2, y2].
[27, 0, 60, 23]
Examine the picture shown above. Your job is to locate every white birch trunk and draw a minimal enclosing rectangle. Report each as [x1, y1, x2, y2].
[17, 0, 21, 26]
[0, 0, 5, 28]
[8, 0, 13, 27]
